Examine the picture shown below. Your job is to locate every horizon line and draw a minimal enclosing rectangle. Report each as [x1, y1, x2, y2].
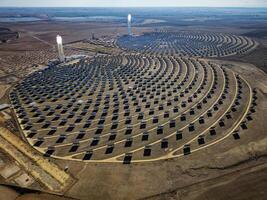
[0, 6, 266, 8]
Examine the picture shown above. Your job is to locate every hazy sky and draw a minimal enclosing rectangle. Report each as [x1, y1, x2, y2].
[0, 0, 267, 7]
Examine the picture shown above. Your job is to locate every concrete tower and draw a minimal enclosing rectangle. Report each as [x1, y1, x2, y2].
[56, 35, 65, 62]
[128, 14, 132, 36]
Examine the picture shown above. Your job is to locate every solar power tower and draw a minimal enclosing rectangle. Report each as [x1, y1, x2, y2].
[128, 14, 132, 36]
[56, 35, 65, 62]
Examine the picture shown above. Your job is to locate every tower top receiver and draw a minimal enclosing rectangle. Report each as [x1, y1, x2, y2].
[128, 14, 132, 22]
[56, 35, 62, 45]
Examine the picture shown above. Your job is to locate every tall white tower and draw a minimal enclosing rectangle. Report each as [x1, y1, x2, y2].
[127, 14, 132, 36]
[56, 35, 65, 62]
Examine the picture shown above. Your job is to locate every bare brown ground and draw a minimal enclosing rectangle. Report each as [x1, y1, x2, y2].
[144, 163, 267, 200]
[0, 185, 19, 200]
[0, 185, 74, 200]
[16, 194, 74, 200]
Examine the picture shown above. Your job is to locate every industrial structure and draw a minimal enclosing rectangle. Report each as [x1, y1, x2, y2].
[56, 35, 65, 62]
[127, 14, 132, 36]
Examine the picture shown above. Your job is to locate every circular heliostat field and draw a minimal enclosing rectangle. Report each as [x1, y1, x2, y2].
[117, 31, 257, 57]
[10, 55, 255, 163]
